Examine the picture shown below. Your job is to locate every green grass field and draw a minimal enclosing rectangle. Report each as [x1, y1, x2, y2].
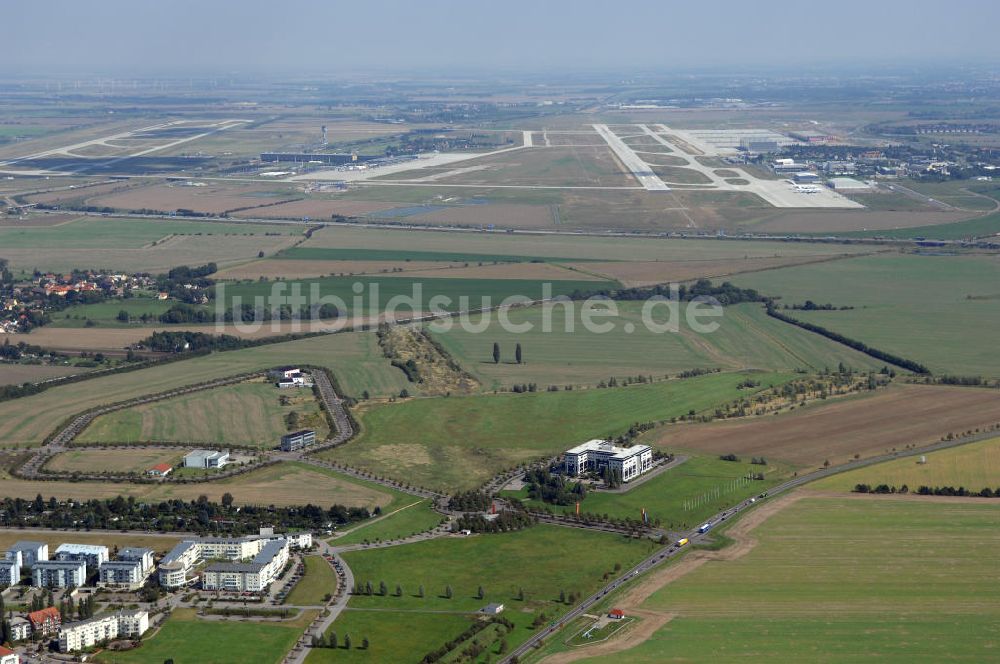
[318, 525, 655, 663]
[431, 302, 882, 389]
[504, 455, 787, 530]
[76, 379, 329, 447]
[331, 499, 444, 546]
[306, 610, 473, 664]
[96, 608, 314, 664]
[325, 371, 794, 491]
[48, 298, 175, 328]
[0, 330, 410, 447]
[570, 497, 1000, 663]
[734, 253, 1000, 376]
[216, 275, 616, 315]
[0, 216, 297, 249]
[286, 556, 339, 606]
[812, 436, 1000, 493]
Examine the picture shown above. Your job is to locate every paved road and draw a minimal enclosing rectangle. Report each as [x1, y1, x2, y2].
[500, 431, 1000, 663]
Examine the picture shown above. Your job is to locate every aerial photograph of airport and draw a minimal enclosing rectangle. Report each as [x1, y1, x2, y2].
[0, 1, 998, 662]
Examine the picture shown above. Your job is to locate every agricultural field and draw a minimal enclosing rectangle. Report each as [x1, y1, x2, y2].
[330, 498, 443, 546]
[95, 607, 317, 664]
[812, 435, 1000, 493]
[0, 362, 90, 385]
[0, 215, 301, 273]
[504, 455, 787, 530]
[325, 371, 796, 491]
[317, 526, 656, 663]
[47, 297, 175, 328]
[296, 225, 873, 264]
[566, 497, 1000, 663]
[85, 182, 303, 215]
[0, 462, 401, 508]
[306, 611, 473, 664]
[216, 274, 614, 316]
[75, 379, 330, 447]
[431, 302, 883, 390]
[733, 253, 1000, 376]
[0, 330, 410, 447]
[44, 447, 183, 474]
[657, 383, 1000, 469]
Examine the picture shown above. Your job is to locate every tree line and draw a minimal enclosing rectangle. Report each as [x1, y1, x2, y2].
[854, 483, 1000, 497]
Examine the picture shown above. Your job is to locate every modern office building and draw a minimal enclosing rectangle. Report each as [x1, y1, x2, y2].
[32, 560, 87, 588]
[280, 429, 316, 452]
[183, 449, 229, 469]
[58, 610, 149, 652]
[563, 439, 654, 483]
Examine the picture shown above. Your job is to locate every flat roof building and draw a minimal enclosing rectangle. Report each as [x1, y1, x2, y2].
[183, 449, 229, 469]
[59, 610, 148, 653]
[827, 177, 871, 191]
[55, 543, 110, 568]
[202, 539, 290, 592]
[563, 439, 653, 483]
[158, 535, 302, 588]
[9, 541, 48, 568]
[32, 560, 87, 588]
[280, 429, 316, 452]
[0, 555, 21, 586]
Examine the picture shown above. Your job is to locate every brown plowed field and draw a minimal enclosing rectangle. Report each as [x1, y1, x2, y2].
[0, 364, 90, 386]
[87, 183, 296, 214]
[656, 384, 1000, 468]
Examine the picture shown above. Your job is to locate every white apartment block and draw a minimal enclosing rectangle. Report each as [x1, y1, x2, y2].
[9, 541, 48, 568]
[0, 554, 21, 586]
[9, 617, 31, 641]
[54, 543, 110, 568]
[158, 535, 301, 588]
[0, 645, 17, 664]
[59, 610, 149, 652]
[202, 539, 289, 592]
[32, 560, 87, 588]
[563, 439, 654, 483]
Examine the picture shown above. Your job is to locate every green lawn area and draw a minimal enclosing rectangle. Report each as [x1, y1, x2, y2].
[432, 302, 882, 389]
[0, 329, 410, 447]
[49, 298, 175, 328]
[318, 525, 655, 663]
[567, 497, 1000, 663]
[504, 455, 787, 530]
[734, 253, 1000, 376]
[331, 499, 444, 546]
[96, 608, 315, 664]
[811, 435, 1000, 493]
[215, 275, 615, 316]
[76, 379, 329, 447]
[286, 556, 339, 606]
[325, 371, 795, 491]
[306, 610, 473, 664]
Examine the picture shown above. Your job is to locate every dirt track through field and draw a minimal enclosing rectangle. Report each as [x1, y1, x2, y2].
[539, 492, 805, 663]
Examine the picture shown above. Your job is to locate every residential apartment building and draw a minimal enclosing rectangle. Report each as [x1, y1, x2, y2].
[0, 645, 18, 664]
[9, 617, 31, 642]
[563, 439, 654, 483]
[54, 543, 110, 569]
[59, 610, 149, 652]
[27, 607, 61, 635]
[158, 535, 302, 589]
[0, 553, 21, 586]
[32, 559, 87, 588]
[202, 539, 290, 592]
[9, 541, 48, 568]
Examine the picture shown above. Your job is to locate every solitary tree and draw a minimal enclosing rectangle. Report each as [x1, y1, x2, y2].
[476, 585, 485, 600]
[343, 634, 352, 650]
[221, 492, 234, 508]
[329, 632, 337, 649]
[492, 342, 500, 364]
[395, 584, 402, 597]
[445, 585, 453, 599]
[379, 581, 388, 596]
[361, 637, 370, 650]
[515, 343, 522, 364]
[417, 585, 425, 598]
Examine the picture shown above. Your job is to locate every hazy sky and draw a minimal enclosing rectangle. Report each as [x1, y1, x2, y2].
[4, 0, 999, 75]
